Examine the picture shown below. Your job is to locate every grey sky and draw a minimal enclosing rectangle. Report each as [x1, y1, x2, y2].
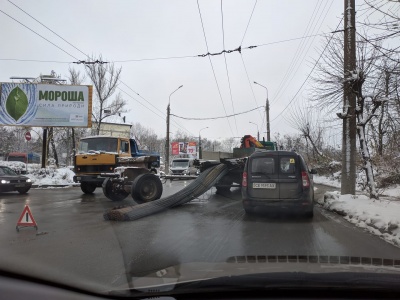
[0, 0, 351, 143]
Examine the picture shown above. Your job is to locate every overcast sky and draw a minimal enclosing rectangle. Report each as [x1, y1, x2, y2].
[0, 0, 357, 143]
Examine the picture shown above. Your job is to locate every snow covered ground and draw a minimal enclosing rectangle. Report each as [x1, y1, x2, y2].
[1, 160, 400, 247]
[315, 175, 400, 247]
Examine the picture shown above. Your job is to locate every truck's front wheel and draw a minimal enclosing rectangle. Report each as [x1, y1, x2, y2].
[81, 182, 96, 194]
[131, 174, 163, 204]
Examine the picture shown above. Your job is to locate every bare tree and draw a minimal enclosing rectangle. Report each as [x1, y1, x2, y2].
[85, 55, 127, 134]
[311, 33, 389, 198]
[66, 68, 88, 164]
[287, 104, 326, 159]
[131, 122, 162, 153]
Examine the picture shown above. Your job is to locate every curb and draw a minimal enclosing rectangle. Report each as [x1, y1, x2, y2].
[32, 184, 80, 188]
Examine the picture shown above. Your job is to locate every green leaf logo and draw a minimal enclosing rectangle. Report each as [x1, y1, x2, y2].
[6, 87, 28, 122]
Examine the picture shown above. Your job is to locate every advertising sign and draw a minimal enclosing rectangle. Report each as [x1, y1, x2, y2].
[171, 142, 180, 155]
[171, 142, 197, 157]
[0, 83, 92, 127]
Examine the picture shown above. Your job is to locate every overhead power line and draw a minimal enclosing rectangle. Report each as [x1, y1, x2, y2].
[0, 8, 79, 60]
[7, 0, 88, 58]
[221, 0, 238, 135]
[171, 106, 263, 121]
[240, 0, 258, 45]
[196, 0, 234, 136]
[1, 32, 338, 64]
[239, 54, 264, 125]
[73, 60, 109, 65]
[271, 17, 344, 123]
[3, 1, 194, 136]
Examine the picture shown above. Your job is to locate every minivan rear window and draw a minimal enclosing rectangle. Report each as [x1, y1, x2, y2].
[280, 157, 296, 174]
[251, 157, 275, 174]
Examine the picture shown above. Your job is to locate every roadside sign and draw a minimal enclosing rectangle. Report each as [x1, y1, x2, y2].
[16, 205, 38, 231]
[25, 131, 31, 141]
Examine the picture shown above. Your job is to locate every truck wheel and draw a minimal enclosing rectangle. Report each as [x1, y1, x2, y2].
[81, 182, 96, 194]
[102, 178, 129, 201]
[131, 173, 163, 204]
[215, 175, 232, 194]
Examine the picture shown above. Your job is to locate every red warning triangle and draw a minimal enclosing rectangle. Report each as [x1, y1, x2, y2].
[17, 205, 37, 229]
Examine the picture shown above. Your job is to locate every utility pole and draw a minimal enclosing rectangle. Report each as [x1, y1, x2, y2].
[165, 85, 183, 175]
[254, 81, 270, 141]
[165, 104, 170, 173]
[266, 98, 270, 141]
[249, 122, 259, 141]
[198, 127, 208, 159]
[341, 0, 357, 195]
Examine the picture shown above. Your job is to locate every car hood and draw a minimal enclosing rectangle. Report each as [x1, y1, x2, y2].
[0, 175, 29, 181]
[111, 255, 400, 296]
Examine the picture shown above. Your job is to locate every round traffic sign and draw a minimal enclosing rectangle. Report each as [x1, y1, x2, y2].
[25, 131, 31, 141]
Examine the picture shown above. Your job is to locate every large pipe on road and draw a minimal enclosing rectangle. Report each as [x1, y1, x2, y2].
[104, 163, 229, 221]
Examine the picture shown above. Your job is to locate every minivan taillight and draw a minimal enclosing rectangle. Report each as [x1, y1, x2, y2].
[302, 171, 310, 188]
[242, 171, 248, 187]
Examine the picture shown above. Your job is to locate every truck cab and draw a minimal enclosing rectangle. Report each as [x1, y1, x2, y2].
[74, 136, 160, 194]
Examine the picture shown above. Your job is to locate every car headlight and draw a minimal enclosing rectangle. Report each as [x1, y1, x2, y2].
[26, 179, 32, 183]
[1, 180, 10, 184]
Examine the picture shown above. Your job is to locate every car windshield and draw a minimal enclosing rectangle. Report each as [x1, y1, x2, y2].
[1, 0, 400, 298]
[0, 167, 17, 176]
[78, 138, 118, 153]
[171, 160, 189, 168]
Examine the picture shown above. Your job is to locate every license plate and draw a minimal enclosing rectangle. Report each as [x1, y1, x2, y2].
[15, 184, 25, 187]
[253, 183, 276, 189]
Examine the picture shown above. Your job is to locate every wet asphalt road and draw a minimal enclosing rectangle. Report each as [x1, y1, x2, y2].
[0, 181, 399, 291]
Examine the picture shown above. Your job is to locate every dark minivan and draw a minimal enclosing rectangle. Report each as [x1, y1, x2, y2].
[241, 150, 316, 218]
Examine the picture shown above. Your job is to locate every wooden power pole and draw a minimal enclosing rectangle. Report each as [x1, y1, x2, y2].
[341, 0, 357, 195]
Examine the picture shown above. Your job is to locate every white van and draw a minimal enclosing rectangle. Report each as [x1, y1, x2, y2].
[170, 158, 197, 176]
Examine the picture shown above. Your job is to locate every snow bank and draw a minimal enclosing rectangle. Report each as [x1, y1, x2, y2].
[317, 192, 400, 247]
[0, 161, 27, 173]
[0, 161, 77, 186]
[26, 167, 77, 186]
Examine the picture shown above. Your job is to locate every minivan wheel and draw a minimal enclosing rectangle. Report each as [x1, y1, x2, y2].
[304, 208, 314, 219]
[243, 204, 254, 215]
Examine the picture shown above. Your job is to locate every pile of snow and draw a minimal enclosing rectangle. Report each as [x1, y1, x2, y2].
[0, 161, 77, 186]
[0, 161, 27, 173]
[26, 167, 77, 186]
[317, 192, 400, 247]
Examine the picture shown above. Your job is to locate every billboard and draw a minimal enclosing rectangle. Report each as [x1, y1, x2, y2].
[97, 122, 132, 138]
[0, 83, 92, 127]
[171, 142, 197, 157]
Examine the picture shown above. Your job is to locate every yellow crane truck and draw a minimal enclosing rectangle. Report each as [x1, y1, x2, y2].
[73, 136, 162, 203]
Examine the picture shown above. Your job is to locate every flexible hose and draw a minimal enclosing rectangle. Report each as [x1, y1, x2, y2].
[104, 164, 228, 221]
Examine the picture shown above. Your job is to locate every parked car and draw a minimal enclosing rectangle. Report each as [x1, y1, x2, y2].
[241, 150, 317, 217]
[170, 158, 198, 176]
[0, 166, 32, 194]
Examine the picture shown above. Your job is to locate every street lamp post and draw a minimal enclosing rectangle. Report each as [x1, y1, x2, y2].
[249, 122, 259, 141]
[198, 127, 209, 159]
[165, 85, 183, 174]
[254, 81, 270, 141]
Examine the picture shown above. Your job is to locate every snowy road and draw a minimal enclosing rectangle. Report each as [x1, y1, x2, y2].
[0, 182, 399, 290]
